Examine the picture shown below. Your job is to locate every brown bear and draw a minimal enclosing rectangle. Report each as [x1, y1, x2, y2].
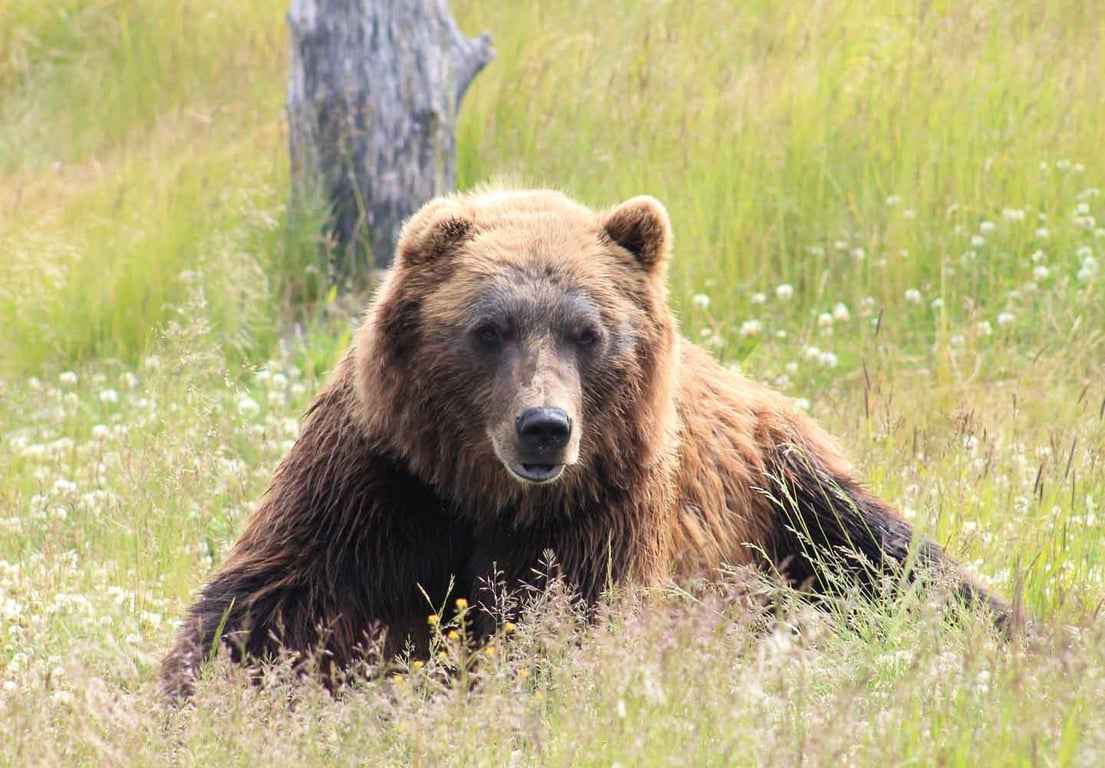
[160, 187, 1011, 701]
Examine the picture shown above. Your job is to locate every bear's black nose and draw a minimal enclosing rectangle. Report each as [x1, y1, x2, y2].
[515, 407, 571, 456]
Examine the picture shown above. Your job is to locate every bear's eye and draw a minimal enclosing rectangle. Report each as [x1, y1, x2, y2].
[472, 324, 504, 349]
[575, 327, 600, 347]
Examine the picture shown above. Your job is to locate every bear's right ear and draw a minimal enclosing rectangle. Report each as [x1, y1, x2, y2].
[394, 198, 476, 268]
[602, 195, 672, 273]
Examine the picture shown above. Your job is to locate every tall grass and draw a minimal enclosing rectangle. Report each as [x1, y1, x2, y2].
[1, 0, 1103, 764]
[455, 0, 1103, 317]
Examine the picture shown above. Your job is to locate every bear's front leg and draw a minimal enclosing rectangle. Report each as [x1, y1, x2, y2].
[765, 439, 1015, 631]
[159, 552, 332, 702]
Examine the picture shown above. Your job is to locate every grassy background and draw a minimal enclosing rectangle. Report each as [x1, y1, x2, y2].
[1, 0, 1103, 764]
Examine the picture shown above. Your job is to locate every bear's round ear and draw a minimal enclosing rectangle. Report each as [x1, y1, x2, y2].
[395, 198, 476, 268]
[602, 195, 672, 271]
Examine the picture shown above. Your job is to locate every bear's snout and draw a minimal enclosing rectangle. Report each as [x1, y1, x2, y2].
[491, 404, 577, 485]
[515, 407, 572, 456]
[503, 406, 574, 483]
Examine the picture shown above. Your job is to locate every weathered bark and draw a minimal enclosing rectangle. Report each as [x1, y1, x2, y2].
[287, 0, 494, 282]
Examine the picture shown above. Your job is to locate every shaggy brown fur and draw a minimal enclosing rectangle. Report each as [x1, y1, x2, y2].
[161, 188, 1011, 701]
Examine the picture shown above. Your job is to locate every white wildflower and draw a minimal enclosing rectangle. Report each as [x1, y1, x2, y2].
[98, 389, 119, 405]
[750, 292, 767, 305]
[832, 303, 851, 323]
[691, 293, 711, 310]
[1078, 255, 1098, 283]
[997, 311, 1015, 327]
[775, 284, 794, 301]
[1, 598, 22, 621]
[50, 691, 75, 707]
[904, 288, 922, 304]
[53, 478, 77, 495]
[739, 320, 763, 338]
[58, 371, 77, 386]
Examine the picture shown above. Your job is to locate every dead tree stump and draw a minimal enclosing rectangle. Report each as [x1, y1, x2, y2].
[287, 0, 494, 283]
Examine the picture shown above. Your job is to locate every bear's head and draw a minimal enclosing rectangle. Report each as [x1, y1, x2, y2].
[355, 188, 680, 523]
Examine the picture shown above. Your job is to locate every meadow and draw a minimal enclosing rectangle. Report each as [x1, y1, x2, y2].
[1, 0, 1103, 764]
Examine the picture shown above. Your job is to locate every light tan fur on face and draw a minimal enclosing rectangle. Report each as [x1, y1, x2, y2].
[486, 333, 582, 479]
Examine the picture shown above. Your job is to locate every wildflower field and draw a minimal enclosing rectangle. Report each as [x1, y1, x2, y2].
[2, 1, 1104, 765]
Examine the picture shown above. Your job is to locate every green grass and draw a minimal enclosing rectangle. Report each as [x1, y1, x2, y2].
[1, 0, 1104, 764]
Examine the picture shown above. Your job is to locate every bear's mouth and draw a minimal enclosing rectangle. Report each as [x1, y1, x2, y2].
[507, 462, 565, 484]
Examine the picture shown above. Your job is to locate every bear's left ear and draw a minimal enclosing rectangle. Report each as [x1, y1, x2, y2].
[395, 198, 476, 268]
[602, 195, 672, 272]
